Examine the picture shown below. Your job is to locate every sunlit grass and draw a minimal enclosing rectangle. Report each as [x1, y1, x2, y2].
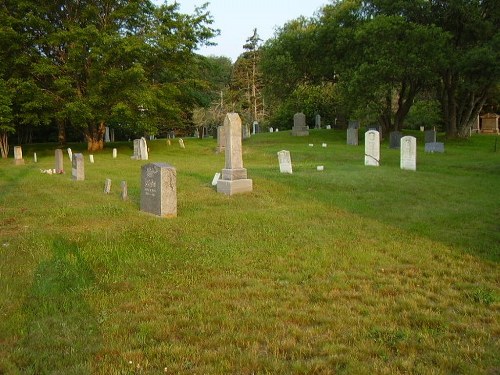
[0, 130, 499, 374]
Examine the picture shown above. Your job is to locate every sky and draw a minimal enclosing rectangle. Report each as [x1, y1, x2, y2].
[171, 0, 328, 62]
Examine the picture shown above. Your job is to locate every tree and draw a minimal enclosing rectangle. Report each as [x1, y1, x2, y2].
[0, 79, 14, 158]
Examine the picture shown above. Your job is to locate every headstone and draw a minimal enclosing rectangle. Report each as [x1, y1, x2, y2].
[347, 128, 358, 146]
[55, 149, 64, 174]
[104, 126, 110, 142]
[252, 121, 258, 134]
[315, 114, 321, 129]
[112, 148, 117, 159]
[424, 130, 437, 144]
[275, 128, 279, 132]
[368, 125, 382, 140]
[277, 150, 292, 174]
[71, 153, 84, 180]
[326, 125, 331, 130]
[194, 129, 200, 138]
[348, 120, 360, 129]
[167, 139, 171, 146]
[179, 138, 185, 149]
[389, 131, 403, 149]
[292, 112, 309, 136]
[140, 163, 177, 217]
[13, 146, 25, 165]
[139, 137, 148, 159]
[317, 166, 324, 171]
[425, 142, 445, 153]
[480, 113, 500, 134]
[269, 127, 274, 133]
[242, 124, 251, 139]
[104, 178, 112, 193]
[121, 181, 128, 200]
[217, 113, 253, 195]
[420, 126, 425, 132]
[309, 144, 314, 147]
[322, 143, 327, 148]
[400, 136, 417, 171]
[67, 148, 73, 162]
[34, 152, 37, 163]
[211, 172, 220, 186]
[217, 125, 225, 153]
[364, 130, 380, 166]
[89, 154, 94, 163]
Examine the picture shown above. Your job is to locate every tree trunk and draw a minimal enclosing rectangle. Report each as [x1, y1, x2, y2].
[57, 119, 66, 145]
[85, 121, 106, 152]
[0, 132, 9, 159]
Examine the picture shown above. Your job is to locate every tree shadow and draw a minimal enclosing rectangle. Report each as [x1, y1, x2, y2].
[15, 237, 101, 373]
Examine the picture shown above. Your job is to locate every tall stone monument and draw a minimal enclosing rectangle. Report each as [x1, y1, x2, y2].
[292, 112, 309, 136]
[217, 113, 253, 195]
[400, 136, 416, 171]
[364, 130, 380, 166]
[140, 163, 177, 217]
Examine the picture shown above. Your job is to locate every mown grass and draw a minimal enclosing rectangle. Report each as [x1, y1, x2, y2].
[0, 129, 499, 374]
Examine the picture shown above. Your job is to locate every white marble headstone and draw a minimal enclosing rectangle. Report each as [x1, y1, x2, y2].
[277, 150, 292, 174]
[400, 136, 416, 171]
[364, 130, 380, 166]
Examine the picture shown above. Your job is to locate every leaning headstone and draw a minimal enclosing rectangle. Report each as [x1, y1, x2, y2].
[139, 137, 148, 160]
[347, 128, 358, 146]
[121, 181, 128, 200]
[389, 131, 403, 149]
[364, 130, 380, 166]
[277, 150, 293, 174]
[71, 153, 84, 180]
[425, 142, 445, 153]
[112, 148, 117, 159]
[67, 148, 73, 162]
[55, 149, 64, 173]
[217, 125, 226, 153]
[292, 112, 309, 136]
[179, 138, 185, 149]
[424, 130, 437, 144]
[400, 136, 417, 171]
[33, 152, 37, 163]
[13, 146, 25, 165]
[89, 154, 94, 163]
[104, 178, 112, 193]
[211, 172, 220, 186]
[217, 113, 253, 195]
[140, 163, 177, 217]
[315, 114, 321, 129]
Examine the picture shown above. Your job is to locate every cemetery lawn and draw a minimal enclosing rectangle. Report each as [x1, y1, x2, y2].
[0, 130, 499, 374]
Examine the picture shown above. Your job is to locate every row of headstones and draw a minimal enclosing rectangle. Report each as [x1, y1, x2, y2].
[12, 146, 119, 167]
[277, 131, 418, 172]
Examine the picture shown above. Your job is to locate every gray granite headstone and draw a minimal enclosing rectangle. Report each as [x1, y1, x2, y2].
[424, 130, 437, 144]
[140, 163, 177, 217]
[71, 153, 84, 180]
[348, 120, 360, 129]
[347, 128, 358, 146]
[389, 131, 403, 149]
[425, 142, 445, 153]
[364, 130, 380, 166]
[292, 112, 309, 136]
[55, 149, 64, 174]
[277, 150, 293, 174]
[400, 136, 417, 171]
[315, 114, 321, 129]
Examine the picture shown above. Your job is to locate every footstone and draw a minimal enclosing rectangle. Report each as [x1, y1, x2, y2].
[140, 163, 177, 217]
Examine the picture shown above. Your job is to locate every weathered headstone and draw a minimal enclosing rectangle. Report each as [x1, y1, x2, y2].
[113, 148, 117, 159]
[389, 131, 403, 149]
[217, 125, 226, 153]
[364, 130, 380, 166]
[89, 154, 94, 163]
[140, 163, 177, 217]
[33, 152, 37, 163]
[277, 150, 293, 174]
[104, 178, 112, 193]
[71, 153, 84, 180]
[131, 138, 148, 160]
[179, 138, 185, 149]
[315, 114, 321, 129]
[292, 112, 309, 136]
[400, 136, 417, 171]
[269, 127, 274, 133]
[217, 113, 253, 195]
[425, 142, 445, 153]
[67, 148, 73, 162]
[347, 128, 358, 146]
[55, 149, 64, 173]
[121, 181, 128, 200]
[424, 130, 437, 144]
[13, 146, 25, 165]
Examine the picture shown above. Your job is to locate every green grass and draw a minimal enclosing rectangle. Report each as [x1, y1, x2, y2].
[0, 130, 499, 374]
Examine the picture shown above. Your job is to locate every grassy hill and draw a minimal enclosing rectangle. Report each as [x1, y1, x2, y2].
[0, 130, 499, 374]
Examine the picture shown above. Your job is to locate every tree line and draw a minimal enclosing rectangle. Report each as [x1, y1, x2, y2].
[1, 0, 499, 158]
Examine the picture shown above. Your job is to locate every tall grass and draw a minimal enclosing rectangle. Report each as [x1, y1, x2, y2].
[0, 130, 499, 374]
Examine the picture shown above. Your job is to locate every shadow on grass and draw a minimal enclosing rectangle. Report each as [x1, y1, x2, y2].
[14, 237, 101, 373]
